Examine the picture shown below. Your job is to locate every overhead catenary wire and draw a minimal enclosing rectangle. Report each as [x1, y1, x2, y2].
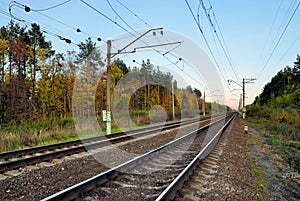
[29, 0, 71, 12]
[207, 17, 227, 78]
[257, 0, 300, 81]
[105, 0, 135, 32]
[207, 0, 238, 79]
[200, 0, 239, 82]
[0, 7, 11, 20]
[114, 0, 152, 28]
[8, 2, 80, 46]
[8, 0, 105, 46]
[257, 0, 283, 69]
[115, 1, 205, 89]
[162, 53, 206, 88]
[80, 0, 131, 35]
[154, 36, 206, 88]
[269, 32, 300, 76]
[82, 0, 206, 89]
[273, 0, 297, 43]
[184, 0, 229, 90]
[25, 6, 103, 42]
[207, 0, 231, 62]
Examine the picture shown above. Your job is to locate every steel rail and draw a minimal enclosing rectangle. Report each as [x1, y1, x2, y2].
[0, 116, 199, 160]
[0, 114, 223, 173]
[41, 113, 233, 201]
[155, 113, 236, 201]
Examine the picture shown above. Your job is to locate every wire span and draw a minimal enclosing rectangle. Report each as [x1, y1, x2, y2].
[200, 0, 239, 82]
[114, 0, 152, 28]
[184, 0, 227, 83]
[31, 0, 71, 12]
[257, 1, 300, 80]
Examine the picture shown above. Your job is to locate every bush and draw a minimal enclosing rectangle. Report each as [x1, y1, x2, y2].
[57, 117, 74, 128]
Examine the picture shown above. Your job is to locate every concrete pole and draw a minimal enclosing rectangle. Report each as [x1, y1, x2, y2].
[243, 78, 245, 109]
[106, 40, 112, 134]
[202, 91, 205, 116]
[242, 78, 246, 119]
[172, 81, 175, 119]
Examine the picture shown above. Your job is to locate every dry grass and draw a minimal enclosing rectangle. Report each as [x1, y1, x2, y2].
[0, 126, 78, 152]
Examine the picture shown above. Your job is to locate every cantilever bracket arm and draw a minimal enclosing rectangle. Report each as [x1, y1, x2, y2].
[111, 27, 163, 58]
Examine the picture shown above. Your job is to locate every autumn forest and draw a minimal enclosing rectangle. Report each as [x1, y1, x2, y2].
[0, 21, 229, 151]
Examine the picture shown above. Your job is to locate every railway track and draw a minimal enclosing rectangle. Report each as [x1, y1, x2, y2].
[41, 113, 235, 201]
[0, 115, 222, 175]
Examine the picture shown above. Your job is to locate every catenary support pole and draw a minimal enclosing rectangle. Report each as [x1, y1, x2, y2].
[106, 40, 112, 134]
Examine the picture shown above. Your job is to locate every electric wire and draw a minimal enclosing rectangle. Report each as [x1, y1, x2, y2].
[270, 32, 300, 76]
[114, 0, 152, 28]
[30, 0, 71, 12]
[113, 0, 203, 86]
[105, 0, 135, 31]
[8, 3, 80, 47]
[28, 8, 103, 42]
[79, 0, 130, 34]
[87, 0, 206, 89]
[257, 0, 283, 69]
[207, 0, 231, 61]
[184, 0, 229, 89]
[207, 0, 237, 77]
[257, 0, 300, 80]
[273, 0, 297, 43]
[7, 0, 210, 90]
[200, 0, 239, 82]
[197, 0, 201, 25]
[108, 0, 205, 86]
[207, 15, 226, 78]
[162, 53, 206, 88]
[0, 7, 10, 20]
[153, 35, 206, 87]
[8, 0, 105, 47]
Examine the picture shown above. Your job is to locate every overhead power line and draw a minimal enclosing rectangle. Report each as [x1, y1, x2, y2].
[184, 0, 229, 88]
[82, 0, 206, 89]
[105, 0, 135, 31]
[8, 1, 79, 46]
[30, 0, 71, 12]
[257, 0, 283, 69]
[26, 5, 103, 42]
[114, 0, 152, 28]
[200, 0, 239, 82]
[269, 32, 300, 76]
[80, 0, 130, 34]
[257, 0, 300, 80]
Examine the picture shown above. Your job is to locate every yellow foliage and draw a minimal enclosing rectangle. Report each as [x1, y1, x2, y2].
[26, 45, 50, 62]
[276, 108, 299, 123]
[26, 44, 35, 62]
[0, 39, 9, 55]
[110, 62, 124, 83]
[36, 47, 51, 61]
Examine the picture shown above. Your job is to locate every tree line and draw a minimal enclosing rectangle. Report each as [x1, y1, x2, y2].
[247, 55, 300, 172]
[1, 21, 220, 127]
[247, 55, 300, 141]
[253, 55, 300, 109]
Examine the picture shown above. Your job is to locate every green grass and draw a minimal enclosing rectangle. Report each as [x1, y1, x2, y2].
[0, 120, 151, 152]
[248, 117, 300, 173]
[0, 114, 209, 152]
[249, 154, 267, 198]
[265, 135, 300, 172]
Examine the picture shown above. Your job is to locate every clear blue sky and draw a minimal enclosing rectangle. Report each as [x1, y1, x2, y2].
[0, 0, 300, 109]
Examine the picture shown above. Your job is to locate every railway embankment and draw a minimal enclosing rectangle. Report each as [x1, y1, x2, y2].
[246, 118, 300, 201]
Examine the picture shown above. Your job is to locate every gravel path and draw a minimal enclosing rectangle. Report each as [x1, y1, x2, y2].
[181, 116, 263, 200]
[187, 116, 300, 201]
